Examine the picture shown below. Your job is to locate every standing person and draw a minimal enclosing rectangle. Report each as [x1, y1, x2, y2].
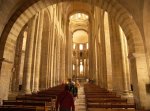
[56, 84, 75, 111]
[67, 78, 75, 96]
[74, 80, 80, 98]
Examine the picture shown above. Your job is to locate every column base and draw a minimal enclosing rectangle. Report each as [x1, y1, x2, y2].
[20, 89, 31, 95]
[108, 88, 113, 92]
[8, 91, 19, 100]
[121, 91, 134, 104]
[32, 89, 39, 93]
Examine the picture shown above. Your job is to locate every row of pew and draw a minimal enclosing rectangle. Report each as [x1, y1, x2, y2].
[84, 83, 136, 111]
[0, 85, 65, 111]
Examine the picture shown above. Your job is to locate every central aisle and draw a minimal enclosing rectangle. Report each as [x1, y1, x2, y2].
[75, 86, 87, 111]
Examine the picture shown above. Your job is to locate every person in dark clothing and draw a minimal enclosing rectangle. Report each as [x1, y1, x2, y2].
[74, 80, 80, 98]
[67, 79, 75, 96]
[56, 84, 75, 111]
[68, 82, 75, 96]
[73, 85, 78, 98]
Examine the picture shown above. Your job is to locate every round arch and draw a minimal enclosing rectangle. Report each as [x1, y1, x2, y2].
[0, 0, 149, 109]
[0, 0, 145, 59]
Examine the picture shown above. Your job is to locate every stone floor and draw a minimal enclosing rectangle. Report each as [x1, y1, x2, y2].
[75, 86, 87, 111]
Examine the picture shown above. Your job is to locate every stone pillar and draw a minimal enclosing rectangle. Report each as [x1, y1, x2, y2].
[56, 38, 60, 85]
[59, 42, 61, 84]
[94, 42, 99, 85]
[76, 59, 78, 77]
[89, 34, 94, 79]
[22, 15, 37, 94]
[104, 13, 112, 90]
[85, 59, 88, 78]
[88, 19, 94, 79]
[100, 16, 107, 89]
[46, 29, 51, 88]
[78, 58, 80, 76]
[33, 11, 44, 92]
[97, 45, 101, 86]
[0, 58, 13, 100]
[47, 25, 54, 88]
[11, 33, 24, 92]
[39, 10, 50, 90]
[70, 40, 73, 78]
[128, 53, 150, 110]
[66, 30, 72, 78]
[120, 28, 131, 94]
[53, 46, 57, 86]
[109, 16, 124, 93]
[84, 59, 86, 77]
[76, 45, 79, 77]
[60, 39, 66, 83]
[19, 52, 25, 86]
[50, 27, 56, 87]
[86, 58, 89, 78]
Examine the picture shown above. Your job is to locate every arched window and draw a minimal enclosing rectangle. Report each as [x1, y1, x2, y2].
[79, 44, 83, 50]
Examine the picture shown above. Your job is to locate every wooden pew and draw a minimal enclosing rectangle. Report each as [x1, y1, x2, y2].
[3, 100, 52, 111]
[16, 96, 52, 102]
[87, 102, 135, 109]
[86, 98, 127, 103]
[30, 94, 57, 98]
[88, 108, 135, 111]
[0, 84, 65, 111]
[16, 96, 56, 110]
[84, 83, 136, 110]
[3, 100, 49, 106]
[0, 106, 37, 111]
[86, 95, 120, 98]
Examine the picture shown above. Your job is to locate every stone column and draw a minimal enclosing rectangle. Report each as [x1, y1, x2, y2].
[128, 53, 150, 110]
[65, 25, 71, 79]
[67, 31, 72, 78]
[88, 18, 96, 79]
[104, 13, 112, 90]
[53, 46, 57, 86]
[0, 58, 13, 100]
[86, 58, 89, 78]
[60, 39, 66, 83]
[50, 27, 56, 87]
[18, 51, 25, 86]
[76, 45, 79, 77]
[78, 58, 80, 76]
[83, 59, 86, 77]
[88, 20, 93, 79]
[22, 15, 37, 94]
[84, 59, 86, 77]
[76, 59, 78, 77]
[109, 16, 124, 93]
[11, 32, 24, 92]
[85, 59, 88, 78]
[33, 11, 44, 92]
[39, 10, 51, 90]
[94, 41, 98, 85]
[89, 34, 94, 79]
[100, 15, 107, 88]
[46, 30, 51, 88]
[120, 28, 131, 94]
[47, 24, 54, 88]
[56, 38, 60, 85]
[97, 45, 101, 86]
